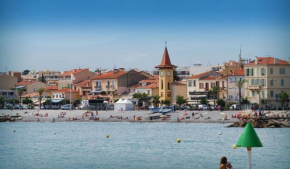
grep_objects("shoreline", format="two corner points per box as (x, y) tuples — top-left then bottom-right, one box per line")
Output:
(0, 109), (240, 124)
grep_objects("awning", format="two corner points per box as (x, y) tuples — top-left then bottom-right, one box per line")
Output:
(51, 98), (64, 103)
(191, 95), (207, 98)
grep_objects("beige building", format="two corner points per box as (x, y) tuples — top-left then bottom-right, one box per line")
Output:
(0, 74), (18, 90)
(186, 71), (226, 105)
(58, 68), (96, 90)
(51, 88), (78, 103)
(38, 70), (61, 85)
(74, 79), (92, 100)
(15, 80), (48, 95)
(134, 79), (159, 96)
(244, 57), (290, 109)
(171, 81), (187, 105)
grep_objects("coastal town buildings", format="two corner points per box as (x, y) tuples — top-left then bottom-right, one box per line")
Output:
(58, 68), (96, 90)
(38, 70), (61, 85)
(74, 79), (92, 100)
(133, 79), (159, 96)
(155, 47), (177, 104)
(51, 88), (78, 103)
(15, 80), (48, 95)
(190, 63), (212, 76)
(244, 57), (290, 108)
(227, 69), (245, 102)
(0, 74), (18, 90)
(0, 89), (15, 99)
(90, 69), (148, 102)
(171, 81), (187, 105)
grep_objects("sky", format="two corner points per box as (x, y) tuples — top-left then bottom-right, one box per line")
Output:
(0, 0), (289, 72)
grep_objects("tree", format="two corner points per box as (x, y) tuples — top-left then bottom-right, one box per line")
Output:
(200, 98), (208, 105)
(152, 94), (160, 107)
(173, 68), (180, 81)
(216, 98), (226, 108)
(209, 86), (220, 108)
(22, 97), (33, 104)
(95, 68), (101, 73)
(0, 96), (4, 108)
(279, 91), (289, 110)
(38, 74), (46, 83)
(22, 70), (30, 75)
(133, 93), (148, 109)
(241, 97), (250, 109)
(37, 88), (45, 108)
(17, 88), (24, 107)
(176, 95), (187, 108)
(163, 99), (171, 106)
(74, 99), (81, 106)
(236, 78), (246, 110)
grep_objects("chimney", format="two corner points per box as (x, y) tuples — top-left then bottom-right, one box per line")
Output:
(113, 69), (119, 74)
(119, 68), (125, 71)
(255, 58), (258, 65)
(274, 58), (279, 64)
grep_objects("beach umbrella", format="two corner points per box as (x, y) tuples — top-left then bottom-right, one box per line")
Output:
(236, 123), (263, 169)
(220, 112), (227, 116)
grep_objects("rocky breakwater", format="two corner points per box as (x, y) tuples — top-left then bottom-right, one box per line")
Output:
(228, 110), (290, 128)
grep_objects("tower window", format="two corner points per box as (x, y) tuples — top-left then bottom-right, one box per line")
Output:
(168, 82), (170, 90)
(161, 80), (164, 90)
(167, 92), (171, 97)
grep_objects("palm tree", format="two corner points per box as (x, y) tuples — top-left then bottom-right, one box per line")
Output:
(279, 91), (289, 110)
(236, 79), (246, 110)
(17, 88), (24, 107)
(152, 94), (160, 107)
(163, 99), (171, 106)
(133, 93), (148, 109)
(37, 88), (45, 108)
(209, 86), (220, 109)
(241, 97), (250, 109)
(176, 95), (187, 109)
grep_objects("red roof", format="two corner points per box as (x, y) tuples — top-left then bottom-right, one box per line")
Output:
(15, 80), (36, 86)
(52, 88), (78, 93)
(231, 69), (245, 76)
(74, 79), (91, 86)
(44, 85), (58, 91)
(136, 82), (158, 89)
(187, 71), (211, 79)
(172, 81), (186, 85)
(59, 68), (89, 76)
(155, 47), (177, 69)
(246, 57), (289, 66)
(91, 70), (126, 80)
(200, 76), (217, 81)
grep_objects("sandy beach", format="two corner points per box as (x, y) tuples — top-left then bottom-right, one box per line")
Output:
(0, 109), (241, 123)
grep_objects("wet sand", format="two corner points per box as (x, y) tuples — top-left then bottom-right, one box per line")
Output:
(0, 109), (241, 123)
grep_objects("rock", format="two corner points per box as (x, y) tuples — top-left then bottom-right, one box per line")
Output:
(239, 121), (247, 127)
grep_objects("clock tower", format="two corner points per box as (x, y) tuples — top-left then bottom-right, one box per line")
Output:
(155, 47), (177, 104)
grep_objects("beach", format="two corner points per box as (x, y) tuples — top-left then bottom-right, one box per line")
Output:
(0, 109), (241, 123)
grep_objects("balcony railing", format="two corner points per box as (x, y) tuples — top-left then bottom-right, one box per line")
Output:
(247, 85), (261, 90)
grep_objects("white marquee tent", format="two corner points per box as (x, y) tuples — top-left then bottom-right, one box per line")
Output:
(114, 99), (134, 111)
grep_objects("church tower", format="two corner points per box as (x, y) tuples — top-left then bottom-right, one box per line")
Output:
(155, 46), (177, 104)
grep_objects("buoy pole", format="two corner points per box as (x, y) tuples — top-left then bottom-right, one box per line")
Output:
(247, 147), (251, 169)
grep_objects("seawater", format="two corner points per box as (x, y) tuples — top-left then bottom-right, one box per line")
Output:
(0, 122), (289, 169)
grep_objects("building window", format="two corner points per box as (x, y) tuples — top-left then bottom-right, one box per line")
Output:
(107, 80), (110, 88)
(161, 92), (163, 97)
(261, 68), (266, 76)
(270, 91), (274, 97)
(246, 69), (249, 76)
(251, 79), (254, 85)
(270, 79), (274, 86)
(261, 79), (265, 86)
(167, 92), (171, 97)
(270, 68), (273, 74)
(161, 80), (164, 90)
(281, 79), (284, 86)
(252, 91), (255, 97)
(262, 91), (265, 98)
(279, 68), (285, 74)
(188, 80), (192, 87)
(168, 82), (170, 90)
(193, 80), (196, 87)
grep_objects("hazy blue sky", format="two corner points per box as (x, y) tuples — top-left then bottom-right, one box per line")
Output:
(0, 0), (289, 72)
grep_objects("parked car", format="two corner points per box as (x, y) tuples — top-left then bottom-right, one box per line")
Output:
(21, 104), (29, 109)
(13, 105), (20, 109)
(229, 104), (240, 110)
(61, 104), (74, 110)
(198, 104), (208, 110)
(52, 105), (59, 109)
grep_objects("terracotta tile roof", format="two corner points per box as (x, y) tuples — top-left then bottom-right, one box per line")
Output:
(246, 57), (289, 66)
(91, 70), (126, 80)
(216, 76), (227, 80)
(59, 68), (89, 76)
(187, 71), (211, 79)
(230, 69), (245, 76)
(172, 81), (186, 85)
(15, 80), (36, 86)
(136, 82), (158, 89)
(200, 76), (217, 81)
(155, 47), (177, 69)
(44, 85), (58, 91)
(139, 79), (158, 83)
(22, 92), (39, 98)
(52, 88), (78, 93)
(74, 79), (92, 86)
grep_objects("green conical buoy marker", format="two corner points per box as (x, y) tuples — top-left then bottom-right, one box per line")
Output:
(236, 123), (263, 169)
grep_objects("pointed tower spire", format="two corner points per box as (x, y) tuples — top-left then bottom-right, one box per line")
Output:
(155, 47), (177, 69)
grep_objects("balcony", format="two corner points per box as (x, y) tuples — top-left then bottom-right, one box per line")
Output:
(105, 85), (116, 91)
(94, 86), (102, 91)
(247, 85), (261, 90)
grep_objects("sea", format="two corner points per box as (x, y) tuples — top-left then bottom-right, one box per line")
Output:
(0, 122), (289, 169)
